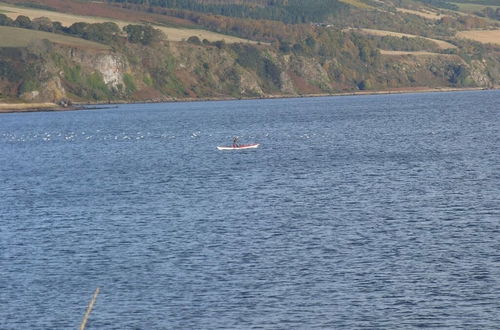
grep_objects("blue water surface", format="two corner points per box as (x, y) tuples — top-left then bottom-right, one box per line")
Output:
(1, 90), (499, 329)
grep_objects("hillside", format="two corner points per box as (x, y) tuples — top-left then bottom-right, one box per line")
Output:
(0, 0), (498, 106)
(0, 3), (255, 42)
(0, 26), (110, 49)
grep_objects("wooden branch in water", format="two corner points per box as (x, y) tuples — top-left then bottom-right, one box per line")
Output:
(79, 288), (100, 330)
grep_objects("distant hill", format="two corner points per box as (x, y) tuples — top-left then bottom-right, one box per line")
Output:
(0, 26), (110, 49)
(101, 0), (500, 23)
(0, 2), (255, 43)
(0, 0), (498, 105)
(104, 0), (350, 23)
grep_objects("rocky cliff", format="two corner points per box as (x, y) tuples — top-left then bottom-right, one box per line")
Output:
(0, 38), (498, 105)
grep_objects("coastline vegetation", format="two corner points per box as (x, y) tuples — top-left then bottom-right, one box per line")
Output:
(0, 0), (498, 106)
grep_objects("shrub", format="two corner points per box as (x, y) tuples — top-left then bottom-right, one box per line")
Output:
(187, 36), (202, 45)
(14, 15), (32, 29)
(123, 24), (164, 45)
(0, 14), (14, 26)
(123, 73), (137, 93)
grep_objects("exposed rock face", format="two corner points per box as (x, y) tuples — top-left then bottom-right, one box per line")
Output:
(20, 90), (40, 101)
(65, 49), (127, 88)
(280, 56), (333, 93)
(1, 40), (499, 104)
(239, 71), (264, 96)
(279, 71), (296, 94)
(469, 60), (493, 87)
(16, 47), (128, 102)
(94, 54), (127, 88)
(20, 77), (66, 102)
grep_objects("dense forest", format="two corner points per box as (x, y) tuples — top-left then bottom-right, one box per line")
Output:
(106, 0), (349, 23)
(104, 0), (500, 25)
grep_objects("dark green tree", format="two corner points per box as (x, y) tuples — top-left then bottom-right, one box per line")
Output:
(0, 14), (14, 26)
(14, 15), (32, 29)
(187, 35), (202, 45)
(124, 24), (164, 45)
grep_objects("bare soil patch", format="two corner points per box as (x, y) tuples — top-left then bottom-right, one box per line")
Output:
(347, 28), (457, 49)
(0, 102), (58, 112)
(287, 72), (324, 95)
(379, 50), (454, 56)
(396, 8), (447, 20)
(456, 30), (500, 45)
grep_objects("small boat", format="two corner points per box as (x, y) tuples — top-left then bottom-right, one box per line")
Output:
(217, 143), (260, 150)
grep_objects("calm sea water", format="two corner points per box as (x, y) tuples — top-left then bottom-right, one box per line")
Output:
(1, 90), (499, 329)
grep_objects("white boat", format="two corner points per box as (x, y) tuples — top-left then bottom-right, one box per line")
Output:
(217, 143), (260, 150)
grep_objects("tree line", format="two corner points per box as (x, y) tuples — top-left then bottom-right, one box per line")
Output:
(105, 0), (348, 24)
(0, 14), (165, 45)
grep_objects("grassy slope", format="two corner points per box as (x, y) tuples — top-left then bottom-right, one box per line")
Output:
(379, 50), (456, 56)
(456, 29), (500, 44)
(0, 0), (497, 105)
(0, 26), (110, 48)
(0, 2), (254, 43)
(451, 2), (500, 12)
(3, 0), (497, 46)
(338, 0), (375, 10)
(345, 28), (457, 49)
(395, 8), (447, 20)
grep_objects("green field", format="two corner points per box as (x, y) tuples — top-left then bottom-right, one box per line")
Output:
(451, 2), (500, 12)
(451, 0), (499, 4)
(0, 26), (110, 49)
(0, 3), (255, 43)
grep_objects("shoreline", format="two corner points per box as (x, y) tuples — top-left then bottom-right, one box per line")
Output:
(0, 86), (496, 114)
(0, 102), (80, 113)
(0, 103), (117, 114)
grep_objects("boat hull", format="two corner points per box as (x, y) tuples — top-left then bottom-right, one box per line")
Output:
(217, 144), (260, 150)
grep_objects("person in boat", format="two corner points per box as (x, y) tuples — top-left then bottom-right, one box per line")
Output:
(232, 136), (240, 148)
